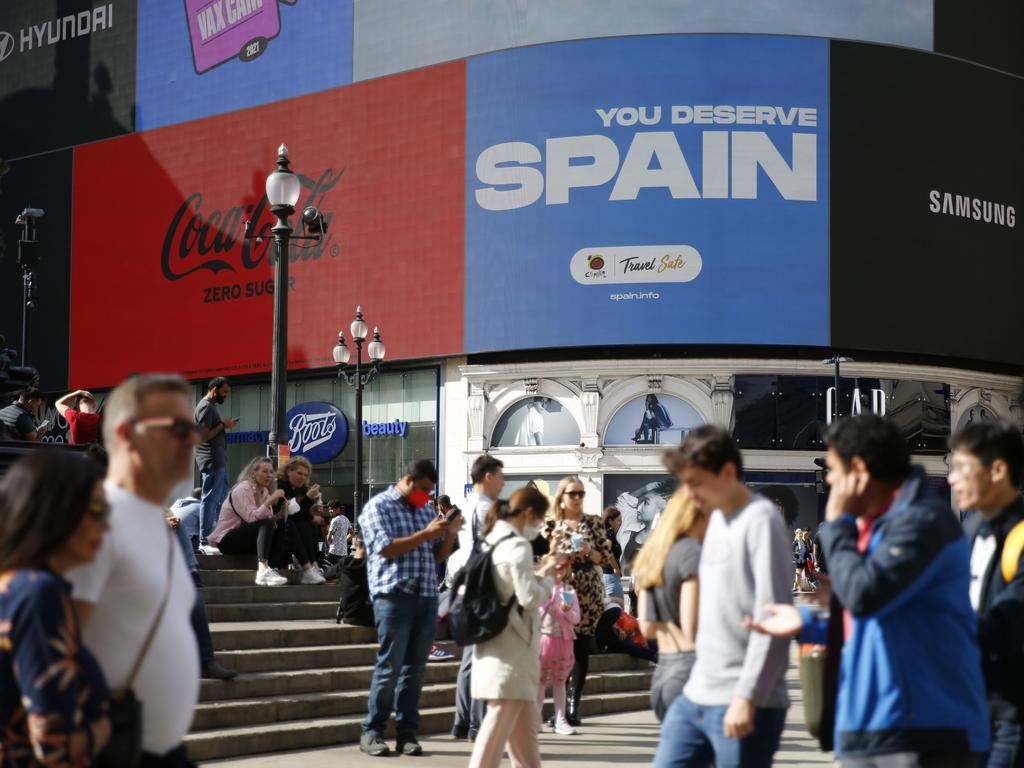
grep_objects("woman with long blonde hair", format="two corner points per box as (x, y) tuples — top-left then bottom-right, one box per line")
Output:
(541, 476), (613, 726)
(634, 486), (708, 721)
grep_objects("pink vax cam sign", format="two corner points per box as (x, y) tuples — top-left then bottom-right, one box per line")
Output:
(185, 0), (296, 73)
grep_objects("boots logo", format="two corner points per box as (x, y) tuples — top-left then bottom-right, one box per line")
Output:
(0, 5), (114, 64)
(286, 402), (349, 464)
(161, 166), (342, 282)
(0, 33), (14, 63)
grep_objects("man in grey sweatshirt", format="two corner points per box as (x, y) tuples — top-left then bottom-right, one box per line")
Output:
(653, 425), (793, 768)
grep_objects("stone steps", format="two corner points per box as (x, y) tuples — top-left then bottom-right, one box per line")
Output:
(202, 584), (342, 604)
(188, 551), (656, 762)
(206, 601), (340, 622)
(185, 691), (652, 763)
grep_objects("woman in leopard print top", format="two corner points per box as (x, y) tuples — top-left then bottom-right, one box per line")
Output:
(542, 476), (614, 726)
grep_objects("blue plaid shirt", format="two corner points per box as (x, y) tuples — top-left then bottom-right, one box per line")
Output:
(360, 486), (441, 598)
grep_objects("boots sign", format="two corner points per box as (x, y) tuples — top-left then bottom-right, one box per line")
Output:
(286, 402), (348, 464)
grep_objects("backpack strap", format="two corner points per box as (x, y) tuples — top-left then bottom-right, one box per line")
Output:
(1001, 519), (1024, 584)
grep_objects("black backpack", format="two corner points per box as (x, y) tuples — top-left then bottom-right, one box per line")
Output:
(449, 532), (519, 646)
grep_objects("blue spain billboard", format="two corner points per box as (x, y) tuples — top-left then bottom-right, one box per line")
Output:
(464, 35), (829, 352)
(136, 0), (353, 131)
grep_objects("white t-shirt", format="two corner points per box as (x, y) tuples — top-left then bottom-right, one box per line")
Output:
(328, 514), (351, 556)
(67, 482), (200, 754)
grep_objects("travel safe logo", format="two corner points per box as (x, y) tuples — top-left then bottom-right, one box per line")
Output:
(570, 245), (702, 285)
(185, 0), (299, 74)
(287, 402), (348, 464)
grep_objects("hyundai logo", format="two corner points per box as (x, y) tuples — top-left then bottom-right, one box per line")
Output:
(0, 32), (15, 63)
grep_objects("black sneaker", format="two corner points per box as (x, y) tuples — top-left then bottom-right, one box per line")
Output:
(360, 732), (390, 757)
(201, 661), (238, 680)
(397, 736), (423, 756)
(451, 726), (468, 739)
(467, 729), (478, 742)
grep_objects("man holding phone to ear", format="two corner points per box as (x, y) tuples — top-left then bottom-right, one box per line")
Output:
(359, 459), (463, 757)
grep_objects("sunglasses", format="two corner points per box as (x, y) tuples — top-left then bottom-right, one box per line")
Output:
(133, 417), (203, 440)
(566, 490), (586, 499)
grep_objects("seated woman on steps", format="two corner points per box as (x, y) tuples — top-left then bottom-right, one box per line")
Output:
(276, 456), (328, 584)
(207, 457), (292, 586)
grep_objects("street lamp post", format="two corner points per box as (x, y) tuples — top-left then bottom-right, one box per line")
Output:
(15, 208), (43, 367)
(333, 308), (386, 530)
(248, 145), (325, 464)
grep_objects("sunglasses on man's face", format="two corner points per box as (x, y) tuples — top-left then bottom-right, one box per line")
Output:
(566, 490), (585, 499)
(133, 417), (203, 440)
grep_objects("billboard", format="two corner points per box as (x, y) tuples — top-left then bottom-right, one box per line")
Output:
(0, 0), (136, 159)
(829, 42), (1024, 366)
(69, 61), (465, 388)
(135, 0), (352, 131)
(0, 150), (74, 390)
(355, 0), (931, 81)
(464, 35), (829, 353)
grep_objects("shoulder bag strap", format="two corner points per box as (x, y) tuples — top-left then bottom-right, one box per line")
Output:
(124, 527), (176, 690)
(1002, 519), (1024, 584)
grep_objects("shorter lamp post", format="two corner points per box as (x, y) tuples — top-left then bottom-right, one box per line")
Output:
(333, 307), (386, 530)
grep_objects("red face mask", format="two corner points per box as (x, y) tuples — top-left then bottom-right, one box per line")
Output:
(407, 488), (431, 509)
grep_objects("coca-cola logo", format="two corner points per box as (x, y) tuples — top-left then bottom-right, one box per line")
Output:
(161, 167), (343, 282)
(285, 401), (348, 464)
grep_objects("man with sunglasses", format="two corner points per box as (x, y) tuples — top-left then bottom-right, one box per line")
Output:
(195, 377), (237, 554)
(359, 459), (463, 757)
(68, 374), (204, 768)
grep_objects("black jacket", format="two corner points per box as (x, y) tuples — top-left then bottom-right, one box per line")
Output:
(964, 496), (1024, 723)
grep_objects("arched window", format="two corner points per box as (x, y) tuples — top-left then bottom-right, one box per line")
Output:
(604, 394), (704, 446)
(490, 397), (581, 448)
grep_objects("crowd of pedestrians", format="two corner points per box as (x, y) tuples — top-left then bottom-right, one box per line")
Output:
(2, 368), (1024, 768)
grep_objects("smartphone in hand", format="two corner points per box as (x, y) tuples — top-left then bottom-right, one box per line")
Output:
(445, 505), (462, 523)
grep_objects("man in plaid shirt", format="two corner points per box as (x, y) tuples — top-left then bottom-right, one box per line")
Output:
(359, 459), (463, 757)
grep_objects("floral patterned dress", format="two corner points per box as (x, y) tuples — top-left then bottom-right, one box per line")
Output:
(543, 514), (614, 636)
(0, 569), (108, 767)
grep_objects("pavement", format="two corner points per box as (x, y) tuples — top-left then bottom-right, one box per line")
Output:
(205, 654), (834, 767)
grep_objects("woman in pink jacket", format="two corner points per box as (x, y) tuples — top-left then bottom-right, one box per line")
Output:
(537, 570), (580, 735)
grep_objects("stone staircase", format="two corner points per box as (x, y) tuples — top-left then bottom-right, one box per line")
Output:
(186, 553), (654, 763)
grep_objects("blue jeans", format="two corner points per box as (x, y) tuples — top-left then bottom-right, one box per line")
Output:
(199, 466), (229, 545)
(363, 592), (439, 738)
(653, 695), (787, 768)
(173, 523), (198, 570)
(984, 720), (1024, 768)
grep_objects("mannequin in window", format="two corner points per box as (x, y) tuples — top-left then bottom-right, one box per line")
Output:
(633, 395), (673, 444)
(514, 398), (547, 446)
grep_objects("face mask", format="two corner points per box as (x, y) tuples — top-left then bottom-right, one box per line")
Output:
(522, 522), (541, 541)
(407, 488), (430, 509)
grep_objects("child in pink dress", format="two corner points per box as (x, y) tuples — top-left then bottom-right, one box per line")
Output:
(537, 575), (581, 735)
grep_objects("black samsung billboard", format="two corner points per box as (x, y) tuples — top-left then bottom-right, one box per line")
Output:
(0, 150), (73, 391)
(830, 41), (1024, 368)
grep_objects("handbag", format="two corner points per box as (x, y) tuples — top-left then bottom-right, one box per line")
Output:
(93, 529), (176, 768)
(798, 643), (827, 738)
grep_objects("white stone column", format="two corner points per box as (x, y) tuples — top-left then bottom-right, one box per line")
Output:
(711, 374), (735, 429)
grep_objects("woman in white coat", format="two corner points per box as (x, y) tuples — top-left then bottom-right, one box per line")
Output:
(469, 486), (567, 768)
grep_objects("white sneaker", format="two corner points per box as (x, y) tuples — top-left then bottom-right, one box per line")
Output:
(256, 568), (288, 586)
(199, 544), (221, 555)
(301, 568), (326, 585)
(554, 719), (577, 736)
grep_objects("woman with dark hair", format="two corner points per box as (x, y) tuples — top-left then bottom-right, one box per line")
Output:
(0, 450), (112, 765)
(275, 456), (327, 584)
(601, 506), (624, 607)
(469, 487), (567, 768)
(543, 476), (614, 727)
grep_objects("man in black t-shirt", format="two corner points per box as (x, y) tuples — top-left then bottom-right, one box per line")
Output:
(0, 388), (46, 441)
(194, 377), (236, 552)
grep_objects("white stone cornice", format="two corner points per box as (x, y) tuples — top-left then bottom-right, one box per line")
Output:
(460, 357), (1020, 393)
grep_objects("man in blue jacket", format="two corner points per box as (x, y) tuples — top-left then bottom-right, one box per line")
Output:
(948, 420), (1024, 768)
(748, 414), (989, 766)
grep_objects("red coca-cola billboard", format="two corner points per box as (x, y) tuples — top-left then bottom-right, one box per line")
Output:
(69, 61), (465, 388)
